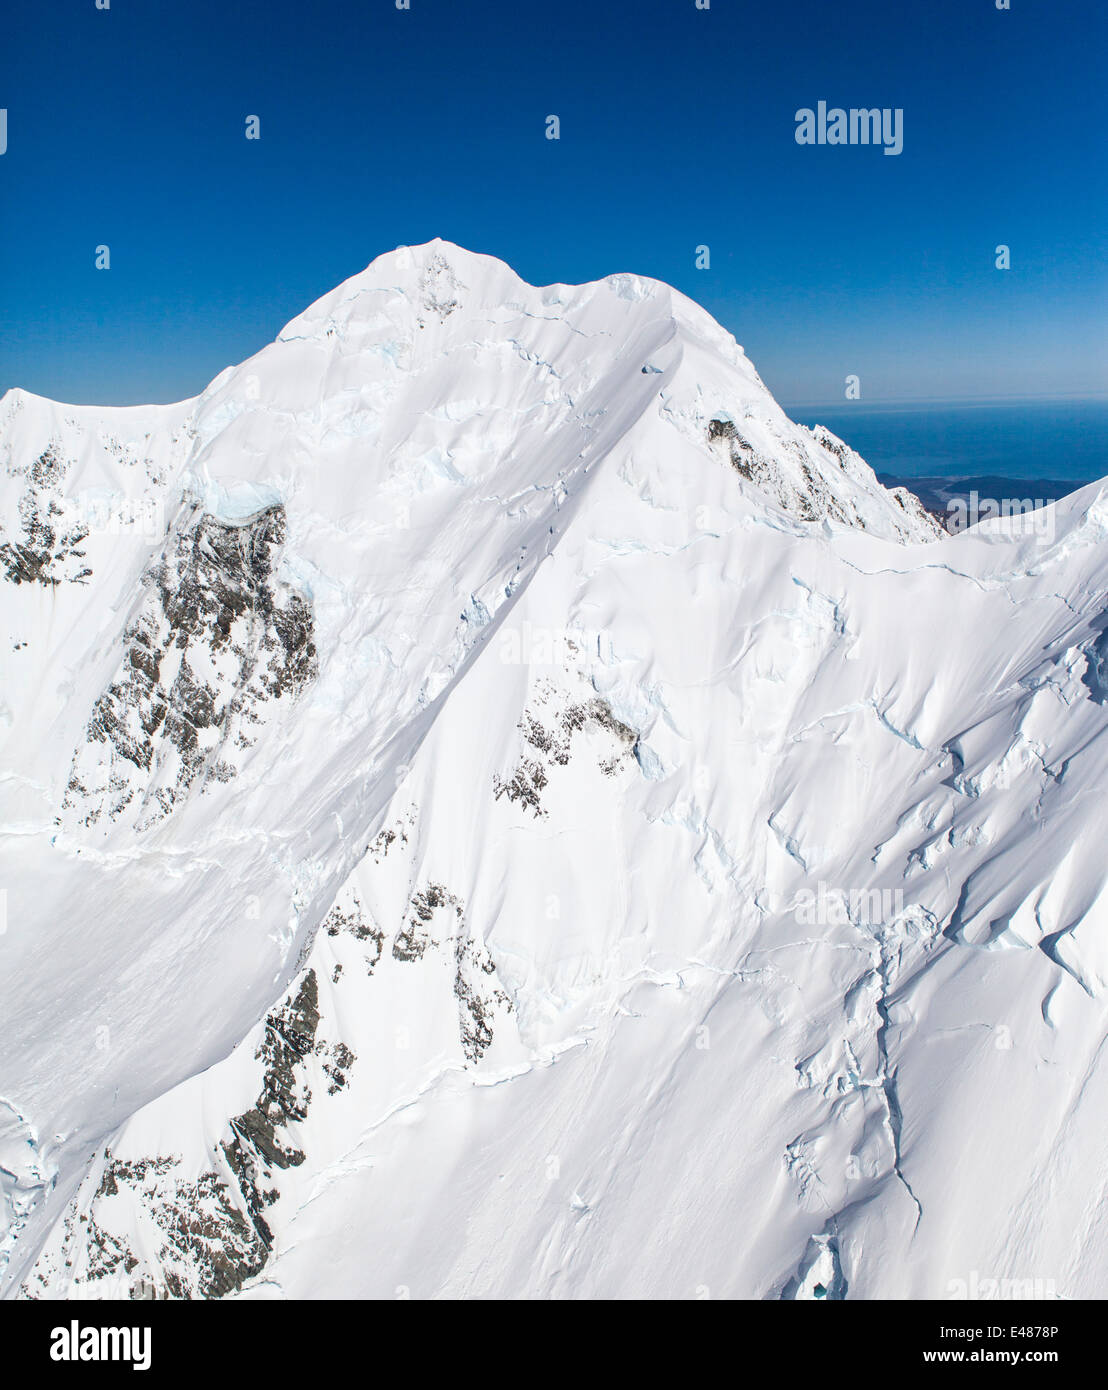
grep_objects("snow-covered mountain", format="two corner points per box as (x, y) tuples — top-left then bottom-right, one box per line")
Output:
(2, 240), (1105, 1300)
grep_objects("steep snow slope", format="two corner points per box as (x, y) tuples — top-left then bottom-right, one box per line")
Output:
(2, 242), (1105, 1300)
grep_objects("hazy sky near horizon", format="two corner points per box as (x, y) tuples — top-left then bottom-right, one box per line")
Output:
(1, 0), (1104, 408)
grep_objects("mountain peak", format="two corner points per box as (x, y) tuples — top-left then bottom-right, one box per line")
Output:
(3, 244), (1107, 1304)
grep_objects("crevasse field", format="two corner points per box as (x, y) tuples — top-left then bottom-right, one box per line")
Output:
(1, 242), (1105, 1300)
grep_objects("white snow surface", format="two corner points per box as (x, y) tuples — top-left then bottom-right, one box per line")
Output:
(0, 240), (1105, 1300)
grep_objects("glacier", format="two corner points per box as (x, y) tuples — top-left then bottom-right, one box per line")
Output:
(1, 239), (1105, 1300)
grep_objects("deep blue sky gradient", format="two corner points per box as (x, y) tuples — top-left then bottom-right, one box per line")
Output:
(1, 0), (1105, 407)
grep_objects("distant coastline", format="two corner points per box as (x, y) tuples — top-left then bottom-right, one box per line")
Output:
(788, 398), (1108, 511)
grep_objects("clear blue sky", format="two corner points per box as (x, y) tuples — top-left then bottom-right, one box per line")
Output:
(1, 0), (1105, 407)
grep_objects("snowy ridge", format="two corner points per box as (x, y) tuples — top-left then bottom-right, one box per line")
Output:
(1, 241), (1105, 1300)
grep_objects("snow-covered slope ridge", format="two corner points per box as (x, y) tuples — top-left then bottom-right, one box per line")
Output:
(2, 241), (1104, 1301)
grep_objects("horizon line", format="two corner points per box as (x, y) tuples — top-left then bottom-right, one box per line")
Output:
(782, 391), (1108, 412)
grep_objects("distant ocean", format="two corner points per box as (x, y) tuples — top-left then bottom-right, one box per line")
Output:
(788, 399), (1108, 508)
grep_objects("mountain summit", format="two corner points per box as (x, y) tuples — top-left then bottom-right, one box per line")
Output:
(2, 243), (1105, 1300)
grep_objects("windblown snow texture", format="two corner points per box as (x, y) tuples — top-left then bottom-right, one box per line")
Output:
(1, 241), (1105, 1300)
